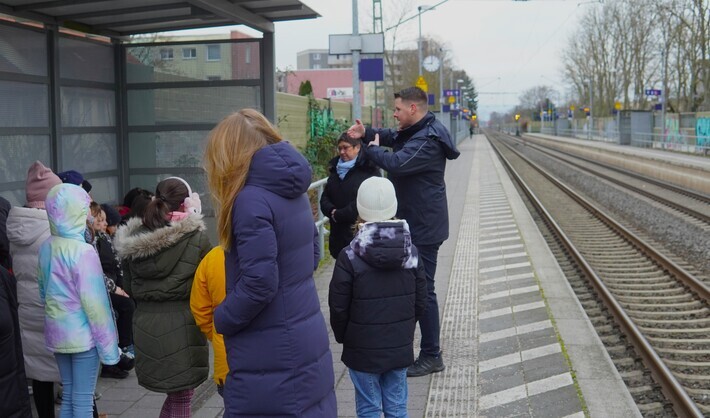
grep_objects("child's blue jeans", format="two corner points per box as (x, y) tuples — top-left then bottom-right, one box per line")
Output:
(348, 368), (408, 418)
(55, 347), (100, 418)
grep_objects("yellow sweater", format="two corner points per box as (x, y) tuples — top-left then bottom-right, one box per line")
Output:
(190, 246), (228, 385)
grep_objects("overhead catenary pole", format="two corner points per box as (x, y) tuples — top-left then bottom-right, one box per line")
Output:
(417, 6), (423, 76)
(352, 0), (361, 121)
(439, 47), (443, 112)
(587, 78), (593, 140)
(661, 49), (667, 138)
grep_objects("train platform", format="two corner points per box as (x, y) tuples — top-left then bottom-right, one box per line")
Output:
(526, 133), (710, 172)
(525, 133), (710, 195)
(84, 134), (642, 417)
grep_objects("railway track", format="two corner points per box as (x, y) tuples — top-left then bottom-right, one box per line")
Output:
(485, 131), (710, 417)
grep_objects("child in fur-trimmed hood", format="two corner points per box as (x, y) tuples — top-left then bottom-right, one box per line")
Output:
(113, 177), (210, 418)
(329, 177), (428, 417)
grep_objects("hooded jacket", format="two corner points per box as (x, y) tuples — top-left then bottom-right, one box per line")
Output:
(190, 246), (228, 386)
(364, 112), (460, 245)
(6, 205), (60, 382)
(114, 213), (210, 393)
(214, 141), (336, 417)
(37, 184), (119, 365)
(319, 148), (380, 259)
(0, 266), (32, 418)
(329, 220), (427, 373)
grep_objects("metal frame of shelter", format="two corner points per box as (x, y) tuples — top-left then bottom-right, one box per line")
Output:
(0, 0), (318, 206)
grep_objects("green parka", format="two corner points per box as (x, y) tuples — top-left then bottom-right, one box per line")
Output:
(114, 214), (210, 393)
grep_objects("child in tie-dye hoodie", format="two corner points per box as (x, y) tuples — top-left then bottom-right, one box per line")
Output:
(38, 183), (120, 417)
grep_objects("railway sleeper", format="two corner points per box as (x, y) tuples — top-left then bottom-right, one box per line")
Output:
(623, 301), (705, 310)
(633, 318), (710, 327)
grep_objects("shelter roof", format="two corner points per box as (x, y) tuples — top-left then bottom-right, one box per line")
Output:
(0, 0), (319, 36)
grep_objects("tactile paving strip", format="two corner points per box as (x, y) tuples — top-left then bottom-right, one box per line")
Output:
(425, 142), (481, 417)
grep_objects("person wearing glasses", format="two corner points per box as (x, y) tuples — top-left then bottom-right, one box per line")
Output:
(320, 133), (380, 259)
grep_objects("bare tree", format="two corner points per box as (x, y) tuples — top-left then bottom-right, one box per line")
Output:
(560, 0), (708, 115)
(518, 85), (558, 120)
(656, 0), (709, 111)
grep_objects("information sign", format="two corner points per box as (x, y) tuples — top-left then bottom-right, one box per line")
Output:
(415, 76), (428, 93)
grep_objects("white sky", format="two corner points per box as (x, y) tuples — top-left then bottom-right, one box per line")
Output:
(279, 0), (594, 120)
(180, 0), (597, 120)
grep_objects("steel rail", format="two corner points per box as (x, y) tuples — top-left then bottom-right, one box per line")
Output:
(487, 133), (705, 418)
(492, 132), (710, 301)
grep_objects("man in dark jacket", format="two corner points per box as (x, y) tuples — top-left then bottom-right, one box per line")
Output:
(347, 86), (460, 377)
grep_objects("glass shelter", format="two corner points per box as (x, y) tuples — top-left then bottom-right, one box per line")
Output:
(0, 0), (317, 207)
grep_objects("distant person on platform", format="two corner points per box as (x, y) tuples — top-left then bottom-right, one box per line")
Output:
(347, 86), (460, 377)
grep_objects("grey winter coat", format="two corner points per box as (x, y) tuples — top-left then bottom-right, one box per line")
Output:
(6, 206), (60, 383)
(114, 214), (211, 393)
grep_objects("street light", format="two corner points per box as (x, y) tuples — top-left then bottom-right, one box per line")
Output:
(586, 78), (593, 140)
(456, 79), (465, 114)
(456, 79), (465, 134)
(418, 5), (435, 77)
(438, 47), (445, 110)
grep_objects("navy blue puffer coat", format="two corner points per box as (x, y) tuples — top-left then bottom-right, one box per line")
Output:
(214, 141), (337, 417)
(364, 112), (460, 246)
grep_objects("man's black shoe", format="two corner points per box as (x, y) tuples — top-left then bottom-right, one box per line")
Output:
(407, 353), (445, 377)
(101, 365), (129, 379)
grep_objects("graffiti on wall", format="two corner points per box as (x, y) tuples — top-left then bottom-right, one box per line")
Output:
(309, 106), (337, 139)
(661, 116), (684, 150)
(697, 116), (710, 152)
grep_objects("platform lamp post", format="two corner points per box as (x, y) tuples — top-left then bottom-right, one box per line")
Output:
(438, 47), (445, 112)
(456, 78), (466, 135)
(417, 5), (435, 77)
(586, 78), (593, 140)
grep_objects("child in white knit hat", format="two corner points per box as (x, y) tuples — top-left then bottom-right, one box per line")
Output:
(328, 176), (427, 417)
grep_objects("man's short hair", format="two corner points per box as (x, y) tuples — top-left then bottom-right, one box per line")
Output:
(394, 87), (428, 109)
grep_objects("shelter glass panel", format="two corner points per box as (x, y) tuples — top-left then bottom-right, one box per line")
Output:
(0, 135), (51, 183)
(59, 36), (114, 83)
(0, 188), (24, 206)
(85, 176), (118, 205)
(128, 131), (209, 169)
(61, 87), (115, 127)
(61, 133), (117, 172)
(0, 24), (47, 76)
(0, 81), (48, 127)
(125, 41), (260, 82)
(127, 86), (260, 126)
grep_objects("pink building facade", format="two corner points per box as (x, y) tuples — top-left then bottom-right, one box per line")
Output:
(230, 30), (260, 80)
(286, 69), (364, 103)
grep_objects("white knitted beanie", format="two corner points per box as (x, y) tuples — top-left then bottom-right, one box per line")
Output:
(356, 177), (397, 222)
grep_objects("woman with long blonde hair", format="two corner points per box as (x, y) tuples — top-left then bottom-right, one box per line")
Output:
(203, 109), (336, 417)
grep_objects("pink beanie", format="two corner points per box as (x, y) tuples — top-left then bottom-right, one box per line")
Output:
(25, 161), (62, 209)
